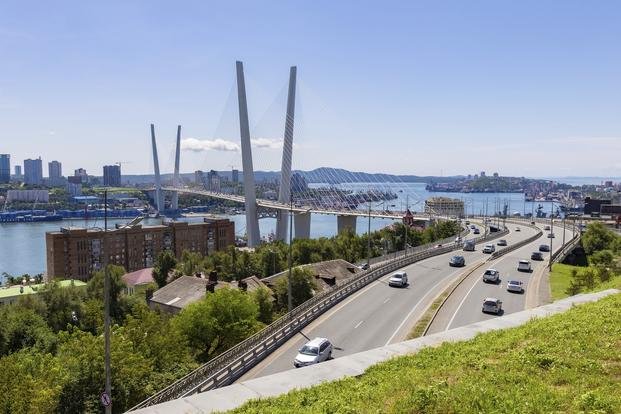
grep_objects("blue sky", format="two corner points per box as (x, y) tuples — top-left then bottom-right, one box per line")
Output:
(1, 1), (620, 178)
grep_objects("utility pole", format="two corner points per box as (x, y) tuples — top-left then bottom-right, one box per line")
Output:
(548, 202), (554, 271)
(366, 201), (371, 268)
(404, 194), (409, 256)
(103, 190), (112, 413)
(562, 215), (566, 248)
(287, 195), (293, 313)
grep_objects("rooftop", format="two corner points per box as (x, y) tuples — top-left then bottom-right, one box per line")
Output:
(0, 279), (87, 299)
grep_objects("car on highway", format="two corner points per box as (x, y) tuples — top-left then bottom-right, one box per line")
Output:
(482, 244), (495, 254)
(544, 225), (551, 230)
(547, 233), (555, 238)
(482, 297), (503, 314)
(539, 244), (550, 252)
(388, 271), (408, 287)
(465, 220), (470, 225)
(507, 280), (524, 293)
(515, 227), (521, 232)
(294, 337), (333, 368)
(517, 260), (532, 272)
(359, 263), (370, 270)
(483, 268), (500, 283)
(531, 252), (544, 261)
(497, 239), (507, 246)
(449, 255), (465, 267)
(473, 228), (480, 234)
(531, 220), (536, 225)
(470, 225), (476, 229)
(463, 240), (475, 251)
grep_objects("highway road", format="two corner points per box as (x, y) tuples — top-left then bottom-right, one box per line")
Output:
(238, 221), (539, 381)
(426, 221), (573, 333)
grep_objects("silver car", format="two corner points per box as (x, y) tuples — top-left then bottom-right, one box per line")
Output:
(482, 297), (503, 314)
(388, 271), (408, 287)
(294, 337), (333, 368)
(482, 244), (495, 254)
(507, 280), (524, 293)
(482, 268), (500, 283)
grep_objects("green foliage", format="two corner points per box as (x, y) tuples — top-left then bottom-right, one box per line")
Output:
(87, 264), (129, 321)
(0, 307), (57, 357)
(230, 293), (621, 414)
(252, 287), (275, 324)
(173, 288), (261, 362)
(273, 267), (316, 310)
(582, 222), (617, 254)
(152, 250), (177, 288)
(0, 349), (68, 413)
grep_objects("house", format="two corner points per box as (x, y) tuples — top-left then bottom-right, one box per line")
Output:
(122, 267), (155, 295)
(148, 274), (230, 314)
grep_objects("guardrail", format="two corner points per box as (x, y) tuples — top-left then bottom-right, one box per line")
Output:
(130, 223), (507, 410)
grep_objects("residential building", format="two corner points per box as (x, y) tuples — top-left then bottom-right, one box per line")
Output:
(6, 189), (49, 203)
(46, 217), (235, 280)
(24, 157), (43, 185)
(48, 160), (64, 186)
(103, 165), (121, 186)
(14, 165), (22, 179)
(74, 168), (89, 184)
(0, 154), (10, 183)
(194, 170), (204, 185)
(67, 181), (83, 197)
(207, 169), (221, 191)
(232, 168), (239, 183)
(424, 197), (465, 217)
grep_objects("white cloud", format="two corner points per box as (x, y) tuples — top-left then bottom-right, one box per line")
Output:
(181, 138), (240, 152)
(251, 137), (283, 149)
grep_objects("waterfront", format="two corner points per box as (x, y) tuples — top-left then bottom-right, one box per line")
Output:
(0, 183), (557, 279)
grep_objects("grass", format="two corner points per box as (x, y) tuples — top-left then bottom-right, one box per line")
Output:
(549, 263), (580, 300)
(229, 292), (621, 414)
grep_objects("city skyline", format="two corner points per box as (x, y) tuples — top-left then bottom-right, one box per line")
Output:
(1, 1), (620, 177)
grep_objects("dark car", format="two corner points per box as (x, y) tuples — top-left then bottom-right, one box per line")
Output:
(473, 228), (480, 234)
(449, 255), (465, 267)
(539, 244), (550, 252)
(531, 252), (544, 261)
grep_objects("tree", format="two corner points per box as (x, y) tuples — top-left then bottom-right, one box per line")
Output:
(152, 250), (177, 288)
(273, 267), (317, 310)
(177, 250), (205, 277)
(252, 287), (275, 324)
(0, 307), (57, 357)
(582, 222), (616, 254)
(87, 265), (128, 321)
(38, 281), (86, 332)
(172, 288), (261, 362)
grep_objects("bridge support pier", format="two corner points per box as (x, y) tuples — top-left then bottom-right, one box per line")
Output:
(337, 215), (357, 235)
(171, 125), (181, 210)
(294, 212), (311, 239)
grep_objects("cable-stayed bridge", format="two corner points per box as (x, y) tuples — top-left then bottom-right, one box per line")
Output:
(150, 61), (433, 247)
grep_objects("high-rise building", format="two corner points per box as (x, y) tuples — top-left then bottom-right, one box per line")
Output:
(232, 168), (239, 183)
(480, 171), (486, 177)
(74, 168), (88, 184)
(24, 157), (43, 185)
(207, 170), (221, 192)
(195, 170), (204, 185)
(0, 154), (10, 184)
(103, 164), (121, 186)
(48, 161), (62, 179)
(14, 165), (22, 177)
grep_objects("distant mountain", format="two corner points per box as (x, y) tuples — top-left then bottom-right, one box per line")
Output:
(117, 168), (464, 186)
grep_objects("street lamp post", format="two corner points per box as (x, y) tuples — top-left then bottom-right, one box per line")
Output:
(103, 190), (112, 414)
(404, 195), (409, 257)
(287, 196), (293, 313)
(366, 202), (371, 268)
(548, 202), (554, 271)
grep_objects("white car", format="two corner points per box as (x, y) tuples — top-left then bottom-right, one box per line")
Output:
(482, 244), (495, 254)
(497, 239), (508, 246)
(482, 297), (503, 314)
(517, 260), (532, 272)
(388, 271), (408, 287)
(482, 269), (500, 283)
(544, 225), (551, 231)
(294, 337), (333, 368)
(507, 280), (524, 293)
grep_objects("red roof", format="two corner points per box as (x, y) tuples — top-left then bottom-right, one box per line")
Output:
(122, 267), (154, 287)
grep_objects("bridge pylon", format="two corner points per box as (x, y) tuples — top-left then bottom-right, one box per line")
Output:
(275, 66), (297, 241)
(236, 61), (261, 247)
(171, 125), (181, 210)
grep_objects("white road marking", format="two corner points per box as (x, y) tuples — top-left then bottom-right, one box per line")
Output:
(354, 320), (364, 329)
(383, 297), (391, 304)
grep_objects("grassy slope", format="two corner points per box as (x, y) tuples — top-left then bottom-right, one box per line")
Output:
(231, 293), (621, 414)
(549, 263), (579, 300)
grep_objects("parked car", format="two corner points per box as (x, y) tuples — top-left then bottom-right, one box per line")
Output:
(483, 268), (500, 283)
(473, 228), (480, 234)
(497, 239), (508, 246)
(517, 260), (532, 272)
(544, 225), (551, 230)
(539, 244), (550, 252)
(359, 263), (370, 270)
(482, 244), (495, 254)
(294, 337), (333, 368)
(547, 233), (555, 238)
(482, 297), (503, 314)
(531, 252), (544, 261)
(507, 280), (524, 293)
(388, 271), (408, 287)
(449, 255), (465, 267)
